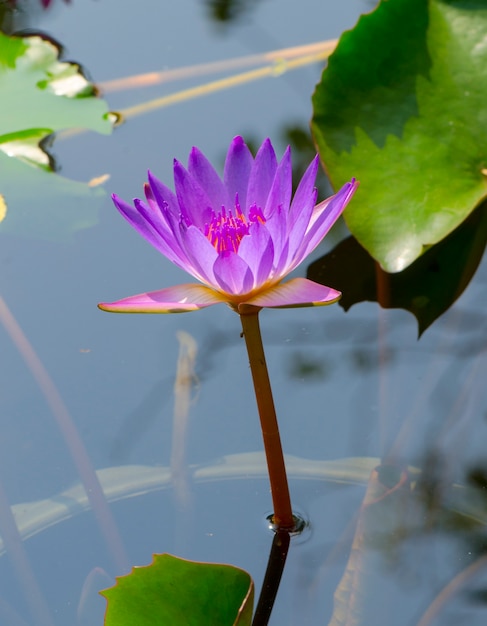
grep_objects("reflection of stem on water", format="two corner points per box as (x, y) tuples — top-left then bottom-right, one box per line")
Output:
(0, 296), (129, 574)
(239, 306), (294, 530)
(170, 331), (198, 510)
(252, 530), (290, 626)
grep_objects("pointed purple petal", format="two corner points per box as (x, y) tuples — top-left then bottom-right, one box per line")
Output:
(290, 179), (359, 271)
(243, 277), (341, 309)
(223, 136), (253, 210)
(178, 224), (218, 284)
(283, 185), (318, 268)
(112, 194), (185, 266)
(237, 222), (274, 287)
(130, 199), (188, 267)
(147, 171), (180, 219)
(264, 204), (287, 268)
(173, 159), (214, 227)
(246, 138), (277, 213)
(188, 147), (229, 210)
(213, 251), (254, 295)
(264, 145), (292, 218)
(98, 283), (227, 313)
(112, 194), (163, 249)
(288, 155), (319, 228)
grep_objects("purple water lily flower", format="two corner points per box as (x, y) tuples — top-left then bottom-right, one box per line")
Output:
(99, 136), (358, 314)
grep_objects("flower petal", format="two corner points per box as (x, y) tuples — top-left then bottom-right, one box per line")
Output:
(173, 159), (214, 227)
(246, 138), (277, 213)
(147, 171), (180, 219)
(264, 204), (288, 269)
(243, 277), (341, 308)
(284, 185), (318, 267)
(264, 145), (292, 218)
(188, 147), (229, 210)
(237, 221), (274, 287)
(98, 283), (227, 313)
(288, 155), (319, 228)
(178, 224), (218, 284)
(290, 179), (359, 271)
(213, 251), (254, 295)
(223, 136), (253, 210)
(132, 198), (188, 267)
(112, 194), (167, 253)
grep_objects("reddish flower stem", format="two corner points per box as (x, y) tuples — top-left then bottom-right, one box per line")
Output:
(239, 306), (294, 530)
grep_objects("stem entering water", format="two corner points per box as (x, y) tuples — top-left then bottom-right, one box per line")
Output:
(238, 305), (294, 530)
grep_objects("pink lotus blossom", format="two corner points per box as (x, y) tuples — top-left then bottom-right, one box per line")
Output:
(99, 136), (358, 314)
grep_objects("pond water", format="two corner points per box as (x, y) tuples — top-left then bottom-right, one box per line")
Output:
(1, 0), (487, 625)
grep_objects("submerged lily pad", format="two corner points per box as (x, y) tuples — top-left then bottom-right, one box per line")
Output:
(0, 31), (113, 238)
(0, 152), (105, 240)
(312, 0), (487, 272)
(102, 554), (254, 626)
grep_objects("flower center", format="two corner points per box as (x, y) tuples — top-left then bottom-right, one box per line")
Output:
(204, 199), (266, 253)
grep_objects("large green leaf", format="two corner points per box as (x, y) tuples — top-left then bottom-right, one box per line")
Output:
(312, 0), (487, 272)
(102, 554), (254, 626)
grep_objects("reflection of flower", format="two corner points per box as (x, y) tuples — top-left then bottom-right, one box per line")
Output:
(99, 136), (358, 314)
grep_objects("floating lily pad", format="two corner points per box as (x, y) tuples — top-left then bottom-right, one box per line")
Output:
(312, 0), (487, 272)
(102, 554), (254, 626)
(0, 31), (113, 238)
(0, 31), (111, 144)
(0, 152), (105, 240)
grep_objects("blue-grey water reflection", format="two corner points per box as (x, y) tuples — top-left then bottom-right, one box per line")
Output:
(0, 0), (486, 624)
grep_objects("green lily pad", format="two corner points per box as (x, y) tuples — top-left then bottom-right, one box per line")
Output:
(0, 31), (114, 238)
(0, 151), (105, 240)
(307, 201), (487, 335)
(0, 31), (112, 144)
(102, 554), (254, 626)
(312, 0), (487, 272)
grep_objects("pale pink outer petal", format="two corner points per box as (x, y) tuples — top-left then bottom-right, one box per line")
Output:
(98, 284), (227, 313)
(243, 277), (341, 308)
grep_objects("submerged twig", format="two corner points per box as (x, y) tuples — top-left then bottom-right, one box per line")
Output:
(415, 553), (487, 626)
(0, 296), (129, 573)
